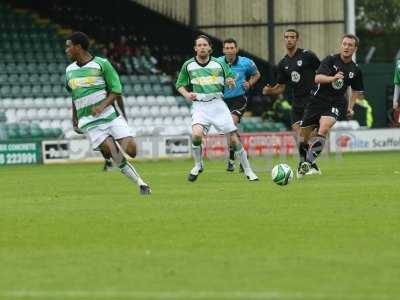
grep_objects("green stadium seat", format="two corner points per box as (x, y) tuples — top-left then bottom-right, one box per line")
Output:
(15, 52), (25, 63)
(0, 74), (7, 85)
(143, 83), (152, 95)
(1, 41), (12, 51)
(3, 53), (14, 63)
(59, 74), (66, 84)
(50, 74), (61, 85)
(30, 127), (43, 138)
(275, 122), (287, 131)
(39, 73), (50, 85)
(0, 85), (11, 98)
(52, 128), (63, 137)
(15, 63), (27, 74)
(5, 63), (17, 74)
(133, 84), (144, 96)
(138, 75), (148, 83)
(6, 129), (19, 140)
(129, 75), (139, 83)
(19, 74), (30, 85)
(56, 63), (65, 73)
(0, 111), (7, 123)
(152, 83), (163, 96)
(162, 85), (174, 96)
(26, 63), (37, 74)
(34, 53), (46, 62)
(52, 85), (63, 96)
(29, 74), (40, 85)
(37, 63), (48, 74)
(31, 85), (42, 97)
(10, 86), (21, 98)
(11, 41), (22, 51)
(0, 63), (7, 74)
(20, 86), (32, 98)
(42, 85), (52, 97)
(8, 74), (19, 85)
(18, 128), (30, 139)
(147, 75), (158, 83)
(24, 52), (36, 63)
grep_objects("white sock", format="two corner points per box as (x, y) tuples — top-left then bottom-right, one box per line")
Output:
(119, 161), (145, 186)
(192, 144), (202, 167)
(235, 145), (252, 173)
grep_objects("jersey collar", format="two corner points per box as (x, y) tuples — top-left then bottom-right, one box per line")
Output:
(195, 56), (211, 67)
(225, 55), (239, 66)
(286, 48), (301, 59)
(76, 55), (94, 67)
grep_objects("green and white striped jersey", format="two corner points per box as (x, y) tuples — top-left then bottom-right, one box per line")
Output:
(175, 57), (235, 101)
(65, 56), (122, 130)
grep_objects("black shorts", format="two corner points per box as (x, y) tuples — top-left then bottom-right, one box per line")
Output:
(290, 95), (312, 125)
(301, 97), (346, 128)
(223, 95), (247, 121)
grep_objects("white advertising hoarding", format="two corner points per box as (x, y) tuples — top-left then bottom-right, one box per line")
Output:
(42, 136), (191, 163)
(330, 129), (400, 152)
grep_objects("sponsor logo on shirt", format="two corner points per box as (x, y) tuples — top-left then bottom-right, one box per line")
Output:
(332, 78), (344, 90)
(291, 71), (301, 83)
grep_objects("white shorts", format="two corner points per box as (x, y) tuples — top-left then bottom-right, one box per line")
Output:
(85, 116), (133, 150)
(191, 98), (237, 134)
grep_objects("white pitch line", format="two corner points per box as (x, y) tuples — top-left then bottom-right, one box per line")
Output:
(0, 290), (391, 300)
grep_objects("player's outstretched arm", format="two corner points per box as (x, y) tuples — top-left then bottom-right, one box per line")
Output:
(177, 86), (197, 102)
(225, 77), (236, 88)
(262, 83), (285, 95)
(116, 95), (127, 120)
(91, 92), (119, 116)
(72, 102), (83, 134)
(347, 90), (364, 118)
(244, 71), (261, 90)
(315, 72), (344, 84)
(394, 84), (400, 110)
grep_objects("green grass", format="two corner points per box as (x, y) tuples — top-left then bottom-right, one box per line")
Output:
(0, 152), (399, 300)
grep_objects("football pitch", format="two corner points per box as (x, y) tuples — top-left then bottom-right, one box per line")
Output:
(0, 152), (399, 300)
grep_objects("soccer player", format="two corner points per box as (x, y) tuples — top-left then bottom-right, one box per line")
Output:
(393, 59), (400, 113)
(218, 38), (260, 172)
(298, 34), (364, 175)
(262, 29), (321, 177)
(65, 31), (151, 195)
(176, 35), (258, 182)
(102, 95), (127, 171)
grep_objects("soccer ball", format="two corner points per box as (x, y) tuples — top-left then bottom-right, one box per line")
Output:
(271, 163), (294, 186)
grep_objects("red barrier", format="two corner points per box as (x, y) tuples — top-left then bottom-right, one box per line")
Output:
(203, 132), (297, 158)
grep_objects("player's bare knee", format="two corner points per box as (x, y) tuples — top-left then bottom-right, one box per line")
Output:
(126, 143), (137, 158)
(292, 122), (301, 133)
(318, 128), (329, 136)
(229, 131), (240, 146)
(192, 135), (202, 146)
(318, 124), (331, 136)
(99, 138), (113, 158)
(100, 146), (112, 159)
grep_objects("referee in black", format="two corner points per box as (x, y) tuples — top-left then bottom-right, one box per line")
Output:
(298, 34), (364, 176)
(263, 29), (321, 177)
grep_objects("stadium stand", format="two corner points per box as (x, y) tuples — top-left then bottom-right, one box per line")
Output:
(0, 0), (285, 142)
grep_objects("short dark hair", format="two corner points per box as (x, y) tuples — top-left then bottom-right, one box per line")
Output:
(284, 29), (299, 38)
(342, 34), (359, 47)
(68, 31), (90, 50)
(194, 34), (212, 47)
(223, 38), (237, 47)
